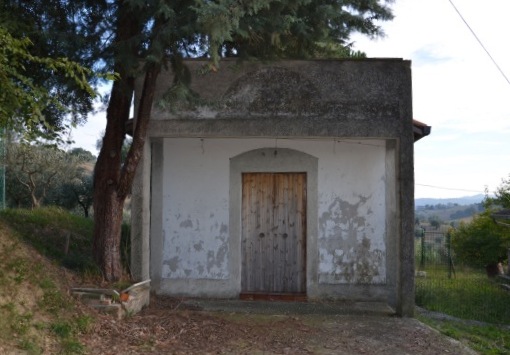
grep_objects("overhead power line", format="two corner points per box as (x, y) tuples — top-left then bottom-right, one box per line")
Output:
(416, 183), (485, 194)
(448, 0), (510, 86)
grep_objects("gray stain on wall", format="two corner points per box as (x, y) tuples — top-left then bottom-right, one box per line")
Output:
(179, 219), (193, 228)
(165, 256), (180, 273)
(193, 241), (204, 251)
(163, 214), (229, 280)
(207, 243), (228, 273)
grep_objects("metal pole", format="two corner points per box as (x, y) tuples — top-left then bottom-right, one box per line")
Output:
(507, 248), (510, 276)
(420, 228), (425, 269)
(0, 128), (4, 210)
(446, 228), (456, 278)
(447, 230), (452, 279)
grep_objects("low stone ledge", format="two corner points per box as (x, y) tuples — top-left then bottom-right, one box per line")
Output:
(120, 280), (151, 315)
(71, 280), (151, 319)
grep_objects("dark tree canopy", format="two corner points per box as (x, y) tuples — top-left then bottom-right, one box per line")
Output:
(2, 0), (395, 280)
(0, 0), (109, 140)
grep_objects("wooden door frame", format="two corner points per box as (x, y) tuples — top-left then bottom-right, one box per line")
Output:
(229, 148), (318, 298)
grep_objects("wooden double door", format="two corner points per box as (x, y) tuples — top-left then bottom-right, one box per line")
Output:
(241, 173), (307, 294)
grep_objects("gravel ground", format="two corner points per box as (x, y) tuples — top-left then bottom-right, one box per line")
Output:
(80, 296), (477, 354)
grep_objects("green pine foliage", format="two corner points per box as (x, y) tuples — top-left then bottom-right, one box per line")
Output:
(194, 0), (394, 62)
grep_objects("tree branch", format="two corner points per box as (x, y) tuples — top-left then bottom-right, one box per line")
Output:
(117, 61), (161, 199)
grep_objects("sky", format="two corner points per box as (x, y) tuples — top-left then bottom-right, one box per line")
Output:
(351, 0), (510, 198)
(70, 0), (510, 199)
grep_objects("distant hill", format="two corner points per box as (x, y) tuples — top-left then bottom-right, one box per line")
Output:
(415, 194), (486, 225)
(415, 194), (485, 207)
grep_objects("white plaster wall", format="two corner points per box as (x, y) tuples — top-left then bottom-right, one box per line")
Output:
(161, 139), (231, 279)
(159, 138), (386, 286)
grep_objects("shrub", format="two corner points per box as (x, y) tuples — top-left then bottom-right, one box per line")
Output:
(452, 211), (510, 270)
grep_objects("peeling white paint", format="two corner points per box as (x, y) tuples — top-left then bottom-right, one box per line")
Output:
(316, 141), (387, 284)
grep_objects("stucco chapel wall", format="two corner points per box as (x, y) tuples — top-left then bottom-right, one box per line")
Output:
(131, 59), (415, 315)
(150, 138), (388, 299)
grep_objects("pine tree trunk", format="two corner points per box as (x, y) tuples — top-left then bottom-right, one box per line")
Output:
(92, 74), (131, 280)
(92, 5), (139, 281)
(92, 187), (124, 279)
(92, 6), (162, 281)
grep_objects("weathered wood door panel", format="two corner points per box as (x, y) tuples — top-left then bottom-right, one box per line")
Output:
(241, 173), (306, 294)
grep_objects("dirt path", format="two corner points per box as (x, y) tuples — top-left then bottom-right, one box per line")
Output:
(81, 296), (476, 354)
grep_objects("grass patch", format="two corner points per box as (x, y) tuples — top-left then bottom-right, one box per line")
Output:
(418, 316), (510, 355)
(39, 289), (73, 314)
(18, 338), (42, 354)
(7, 258), (29, 283)
(60, 338), (85, 354)
(38, 277), (55, 290)
(12, 312), (33, 335)
(416, 266), (510, 324)
(75, 315), (94, 333)
(51, 321), (73, 338)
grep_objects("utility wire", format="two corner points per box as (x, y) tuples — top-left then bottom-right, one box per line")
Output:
(416, 183), (485, 194)
(448, 0), (510, 86)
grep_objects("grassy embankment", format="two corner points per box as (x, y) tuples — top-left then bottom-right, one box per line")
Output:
(0, 207), (97, 354)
